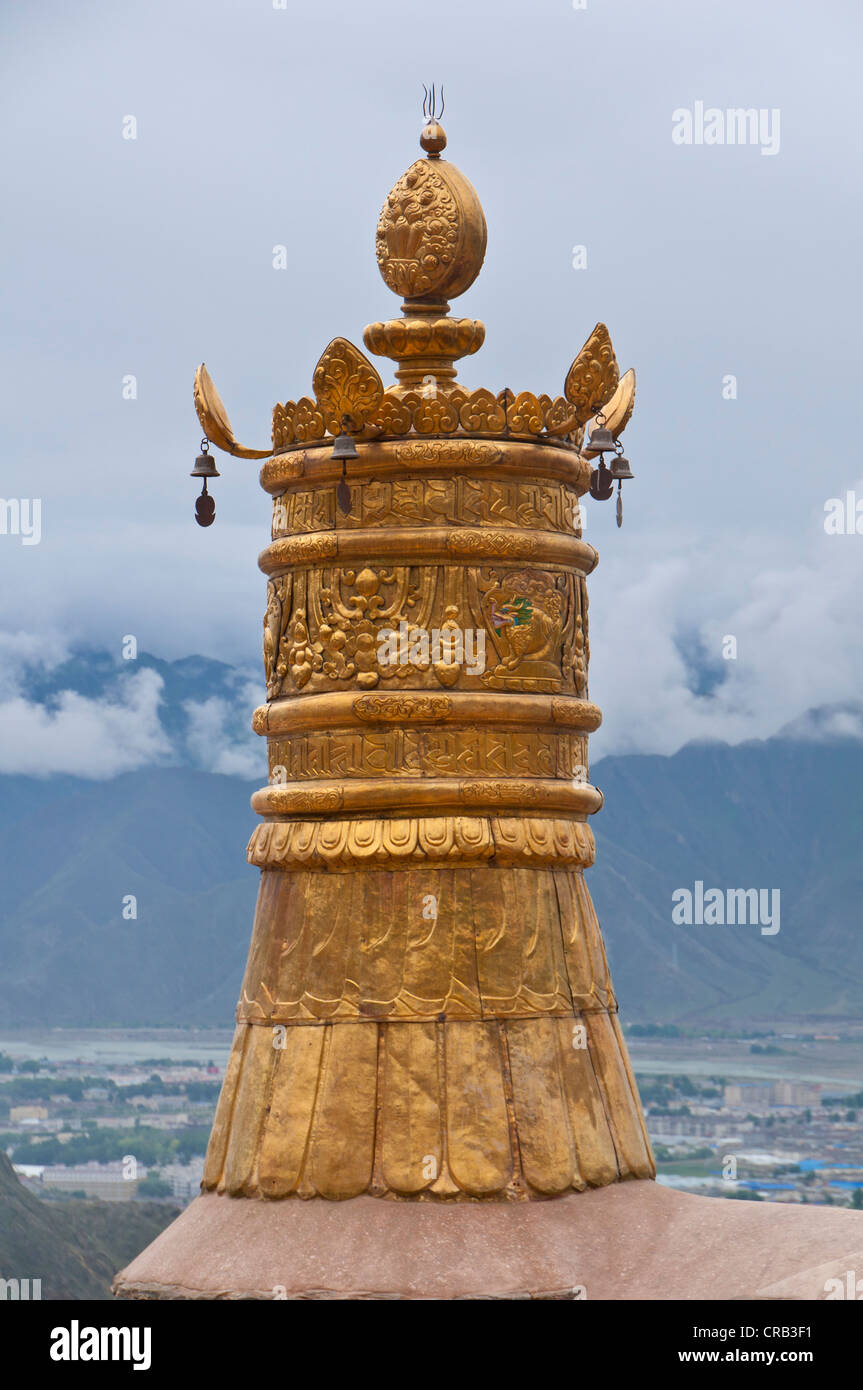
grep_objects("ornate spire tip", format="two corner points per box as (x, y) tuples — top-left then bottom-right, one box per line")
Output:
(421, 83), (447, 157)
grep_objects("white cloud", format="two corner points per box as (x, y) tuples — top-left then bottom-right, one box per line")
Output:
(779, 705), (863, 742)
(0, 631), (71, 700)
(182, 695), (265, 780)
(0, 639), (265, 780)
(0, 668), (171, 777)
(590, 490), (863, 756)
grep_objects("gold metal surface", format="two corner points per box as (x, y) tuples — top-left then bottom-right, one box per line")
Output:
(197, 115), (649, 1205)
(564, 323), (620, 426)
(311, 337), (384, 434)
(193, 364), (271, 459)
(253, 691), (603, 734)
(259, 437), (592, 493)
(245, 816), (597, 872)
(375, 153), (487, 302)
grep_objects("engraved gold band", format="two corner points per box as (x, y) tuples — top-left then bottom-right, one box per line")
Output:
(253, 692), (602, 735)
(259, 436), (592, 495)
(250, 777), (603, 818)
(258, 526), (598, 577)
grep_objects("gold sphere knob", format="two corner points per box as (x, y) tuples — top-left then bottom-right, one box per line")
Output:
(420, 120), (447, 157)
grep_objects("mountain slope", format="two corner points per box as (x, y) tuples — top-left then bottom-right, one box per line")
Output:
(0, 771), (256, 1026)
(591, 739), (863, 1021)
(0, 1151), (177, 1300)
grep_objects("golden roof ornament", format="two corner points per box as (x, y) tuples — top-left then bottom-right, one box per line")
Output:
(190, 96), (636, 463)
(116, 98), (863, 1306)
(193, 363), (270, 459)
(374, 100), (487, 301)
(364, 88), (488, 397)
(117, 99), (650, 1300)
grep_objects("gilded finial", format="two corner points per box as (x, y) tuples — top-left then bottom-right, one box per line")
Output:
(421, 84), (447, 157)
(370, 87), (486, 317)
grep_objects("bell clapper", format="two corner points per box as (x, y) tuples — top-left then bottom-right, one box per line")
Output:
(333, 414), (358, 515)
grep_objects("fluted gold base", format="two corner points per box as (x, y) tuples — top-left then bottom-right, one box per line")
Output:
(200, 863), (654, 1201)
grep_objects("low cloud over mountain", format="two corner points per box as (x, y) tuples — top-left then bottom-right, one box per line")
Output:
(0, 643), (264, 780)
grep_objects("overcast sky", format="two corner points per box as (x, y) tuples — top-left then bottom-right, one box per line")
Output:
(2, 0), (862, 771)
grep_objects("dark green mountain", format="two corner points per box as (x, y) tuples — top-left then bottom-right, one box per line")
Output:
(590, 738), (863, 1022)
(0, 1151), (177, 1300)
(0, 770), (255, 1027)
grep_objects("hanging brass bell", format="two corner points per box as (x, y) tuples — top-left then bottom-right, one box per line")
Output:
(192, 439), (219, 527)
(584, 426), (616, 457)
(332, 428), (358, 515)
(610, 453), (634, 480)
(331, 433), (359, 463)
(190, 446), (220, 478)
